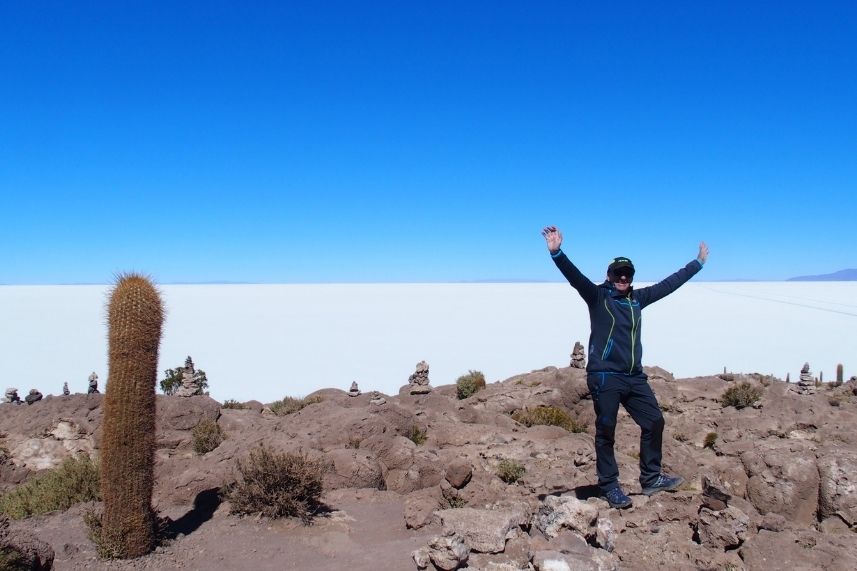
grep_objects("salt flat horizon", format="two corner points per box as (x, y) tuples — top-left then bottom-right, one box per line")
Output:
(2, 282), (855, 403)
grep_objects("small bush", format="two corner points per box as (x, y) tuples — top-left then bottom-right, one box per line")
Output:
(83, 508), (125, 559)
(407, 425), (427, 446)
(703, 432), (718, 449)
(673, 432), (689, 443)
(345, 437), (361, 449)
(0, 454), (100, 519)
(829, 396), (843, 407)
(442, 495), (467, 509)
(228, 445), (325, 523)
(511, 406), (586, 433)
(456, 370), (487, 400)
(496, 459), (525, 484)
(720, 382), (763, 409)
(222, 399), (245, 409)
(270, 395), (323, 416)
(192, 418), (225, 454)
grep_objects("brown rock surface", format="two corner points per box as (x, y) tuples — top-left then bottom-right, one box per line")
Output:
(1, 366), (857, 569)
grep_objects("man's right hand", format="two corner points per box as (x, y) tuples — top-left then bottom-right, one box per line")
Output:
(541, 226), (563, 254)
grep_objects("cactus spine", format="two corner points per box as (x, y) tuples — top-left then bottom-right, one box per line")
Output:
(101, 274), (164, 557)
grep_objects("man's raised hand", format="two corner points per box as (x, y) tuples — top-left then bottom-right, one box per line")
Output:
(697, 241), (710, 264)
(542, 226), (563, 254)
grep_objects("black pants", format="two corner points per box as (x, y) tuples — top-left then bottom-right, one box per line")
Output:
(586, 372), (665, 492)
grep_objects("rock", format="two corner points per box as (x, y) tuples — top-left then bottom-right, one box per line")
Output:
(533, 495), (598, 540)
(323, 449), (383, 490)
(4, 388), (21, 404)
(570, 342), (586, 369)
(741, 443), (819, 525)
(24, 389), (43, 405)
(532, 548), (619, 571)
(404, 488), (442, 530)
(157, 394), (221, 431)
(437, 507), (526, 554)
(348, 381), (361, 397)
(369, 392), (387, 406)
(87, 372), (99, 394)
(408, 360), (433, 395)
(445, 459), (472, 489)
(740, 529), (857, 570)
(701, 474), (733, 511)
(758, 512), (788, 532)
(0, 516), (56, 570)
(417, 530), (470, 571)
(595, 518), (616, 553)
(696, 506), (749, 549)
(818, 449), (857, 526)
(467, 534), (531, 570)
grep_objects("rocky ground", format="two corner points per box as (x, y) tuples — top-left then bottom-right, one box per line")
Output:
(2, 365), (857, 570)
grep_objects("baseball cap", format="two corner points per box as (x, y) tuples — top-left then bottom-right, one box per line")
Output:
(607, 257), (635, 277)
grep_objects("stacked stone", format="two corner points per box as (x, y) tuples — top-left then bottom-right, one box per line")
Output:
(25, 389), (43, 405)
(348, 381), (361, 397)
(4, 388), (21, 404)
(570, 341), (586, 369)
(797, 362), (816, 395)
(369, 391), (387, 406)
(408, 360), (432, 395)
(62, 382), (70, 396)
(87, 372), (100, 394)
(175, 356), (204, 397)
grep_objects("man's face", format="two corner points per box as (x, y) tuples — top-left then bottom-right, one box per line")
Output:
(608, 268), (633, 293)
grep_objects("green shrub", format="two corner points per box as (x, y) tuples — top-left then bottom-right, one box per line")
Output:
(720, 382), (763, 409)
(496, 459), (525, 484)
(456, 370), (487, 400)
(703, 432), (718, 449)
(83, 507), (125, 559)
(0, 454), (100, 519)
(192, 418), (225, 454)
(269, 395), (323, 416)
(160, 364), (208, 396)
(511, 406), (586, 433)
(228, 445), (325, 523)
(0, 544), (28, 570)
(222, 399), (245, 409)
(407, 425), (427, 446)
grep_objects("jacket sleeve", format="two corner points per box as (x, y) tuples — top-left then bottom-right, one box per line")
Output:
(636, 259), (702, 308)
(551, 249), (598, 306)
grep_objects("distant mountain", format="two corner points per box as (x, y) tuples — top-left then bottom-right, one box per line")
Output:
(787, 268), (857, 281)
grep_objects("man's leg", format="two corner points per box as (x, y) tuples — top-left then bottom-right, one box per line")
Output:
(587, 373), (626, 492)
(622, 374), (665, 487)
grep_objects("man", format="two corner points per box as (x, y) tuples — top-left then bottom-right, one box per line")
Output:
(542, 225), (709, 509)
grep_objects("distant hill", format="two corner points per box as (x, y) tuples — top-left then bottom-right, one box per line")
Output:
(787, 268), (857, 281)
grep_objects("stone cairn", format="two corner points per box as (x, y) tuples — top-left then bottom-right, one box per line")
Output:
(88, 372), (100, 394)
(408, 360), (432, 395)
(25, 389), (43, 405)
(369, 391), (387, 406)
(570, 341), (586, 369)
(796, 362), (816, 395)
(4, 388), (21, 404)
(175, 356), (204, 397)
(348, 381), (361, 397)
(62, 382), (70, 396)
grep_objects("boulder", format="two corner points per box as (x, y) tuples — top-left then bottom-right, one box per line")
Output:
(696, 506), (750, 549)
(533, 495), (598, 540)
(817, 449), (857, 526)
(445, 459), (473, 489)
(437, 507), (527, 554)
(413, 530), (470, 571)
(323, 449), (383, 490)
(741, 443), (819, 525)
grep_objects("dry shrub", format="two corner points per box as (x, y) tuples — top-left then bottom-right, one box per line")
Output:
(83, 508), (125, 559)
(703, 432), (718, 449)
(456, 370), (487, 400)
(720, 382), (763, 409)
(228, 445), (325, 523)
(221, 399), (245, 409)
(496, 459), (525, 484)
(192, 418), (225, 454)
(407, 425), (427, 446)
(270, 395), (323, 416)
(0, 454), (99, 519)
(511, 406), (586, 433)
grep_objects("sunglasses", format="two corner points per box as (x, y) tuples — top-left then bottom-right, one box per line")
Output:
(612, 270), (634, 283)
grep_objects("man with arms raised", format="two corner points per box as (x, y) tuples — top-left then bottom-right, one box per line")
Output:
(542, 225), (709, 509)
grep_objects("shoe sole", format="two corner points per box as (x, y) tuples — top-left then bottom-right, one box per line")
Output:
(603, 497), (633, 509)
(641, 476), (684, 496)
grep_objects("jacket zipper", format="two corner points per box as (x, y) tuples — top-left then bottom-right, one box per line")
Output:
(627, 293), (636, 373)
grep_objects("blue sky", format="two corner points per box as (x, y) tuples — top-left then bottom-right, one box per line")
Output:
(1, 1), (855, 284)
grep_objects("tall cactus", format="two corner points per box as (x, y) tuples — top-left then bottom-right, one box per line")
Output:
(837, 363), (844, 385)
(100, 274), (164, 557)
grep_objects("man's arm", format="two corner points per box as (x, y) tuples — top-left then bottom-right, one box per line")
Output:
(636, 242), (709, 308)
(542, 226), (598, 306)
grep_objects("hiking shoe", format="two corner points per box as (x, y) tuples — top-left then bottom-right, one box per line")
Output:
(603, 487), (633, 509)
(641, 474), (684, 496)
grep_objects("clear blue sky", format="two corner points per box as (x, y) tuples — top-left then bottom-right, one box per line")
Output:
(2, 1), (855, 284)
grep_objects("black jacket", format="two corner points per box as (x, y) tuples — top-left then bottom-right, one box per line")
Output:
(551, 250), (702, 375)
